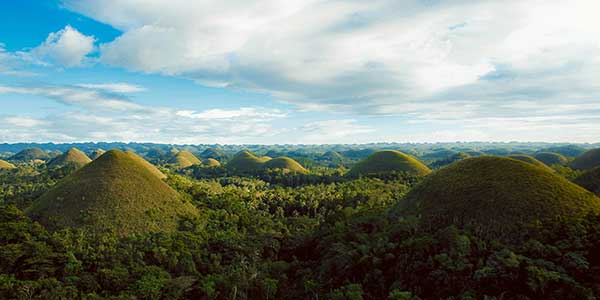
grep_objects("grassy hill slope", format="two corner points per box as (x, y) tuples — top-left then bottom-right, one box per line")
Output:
(508, 154), (555, 172)
(0, 159), (16, 169)
(396, 156), (600, 241)
(168, 150), (202, 168)
(347, 150), (431, 177)
(47, 148), (92, 168)
(27, 150), (198, 235)
(262, 157), (308, 173)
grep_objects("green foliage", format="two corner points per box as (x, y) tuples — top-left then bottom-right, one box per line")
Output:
(5, 146), (600, 299)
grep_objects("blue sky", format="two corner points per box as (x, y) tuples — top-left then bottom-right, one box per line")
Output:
(1, 0), (599, 144)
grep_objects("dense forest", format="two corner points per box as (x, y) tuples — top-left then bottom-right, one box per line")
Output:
(2, 143), (600, 299)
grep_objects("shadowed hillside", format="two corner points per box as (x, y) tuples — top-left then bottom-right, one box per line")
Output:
(571, 148), (600, 170)
(88, 149), (106, 160)
(508, 154), (555, 172)
(574, 167), (600, 196)
(534, 152), (568, 166)
(9, 148), (50, 161)
(27, 150), (198, 235)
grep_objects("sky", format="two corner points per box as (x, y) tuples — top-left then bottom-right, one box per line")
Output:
(0, 0), (599, 144)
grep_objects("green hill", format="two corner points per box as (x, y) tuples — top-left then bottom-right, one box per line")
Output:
(574, 167), (600, 196)
(534, 152), (568, 166)
(541, 145), (587, 157)
(124, 151), (167, 179)
(203, 158), (221, 167)
(396, 156), (600, 241)
(27, 150), (198, 235)
(0, 159), (16, 170)
(201, 147), (228, 161)
(262, 157), (308, 173)
(9, 148), (49, 161)
(168, 150), (202, 168)
(430, 152), (470, 169)
(47, 148), (92, 169)
(570, 148), (600, 170)
(346, 150), (431, 177)
(227, 151), (271, 172)
(508, 154), (555, 172)
(88, 149), (106, 160)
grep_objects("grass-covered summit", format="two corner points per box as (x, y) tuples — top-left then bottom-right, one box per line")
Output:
(0, 159), (16, 170)
(396, 156), (600, 241)
(508, 154), (555, 172)
(47, 148), (92, 169)
(168, 150), (202, 168)
(226, 150), (271, 172)
(262, 157), (308, 173)
(574, 167), (600, 196)
(570, 148), (600, 170)
(534, 152), (568, 166)
(347, 150), (431, 177)
(27, 150), (198, 235)
(203, 158), (221, 167)
(124, 150), (167, 179)
(9, 148), (49, 161)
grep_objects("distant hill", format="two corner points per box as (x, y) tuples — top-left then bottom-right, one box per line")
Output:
(262, 157), (308, 173)
(534, 152), (568, 166)
(168, 150), (202, 168)
(0, 159), (16, 170)
(347, 150), (431, 177)
(200, 147), (228, 161)
(574, 167), (600, 196)
(395, 156), (600, 242)
(88, 149), (106, 160)
(27, 150), (198, 235)
(47, 148), (92, 169)
(540, 144), (587, 157)
(508, 154), (555, 172)
(9, 148), (50, 161)
(227, 151), (271, 172)
(570, 148), (600, 170)
(429, 152), (470, 169)
(203, 158), (221, 167)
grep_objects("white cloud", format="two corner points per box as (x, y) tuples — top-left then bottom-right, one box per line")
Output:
(76, 83), (146, 93)
(59, 0), (600, 129)
(22, 25), (96, 67)
(0, 84), (144, 111)
(176, 107), (286, 120)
